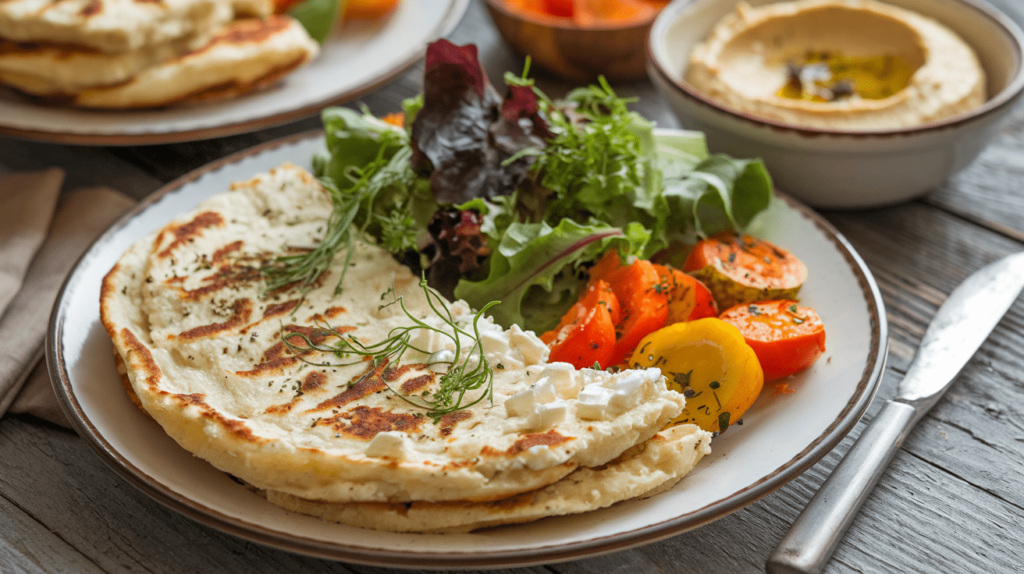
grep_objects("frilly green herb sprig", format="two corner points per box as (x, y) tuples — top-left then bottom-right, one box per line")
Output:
(282, 278), (499, 421)
(260, 115), (417, 298)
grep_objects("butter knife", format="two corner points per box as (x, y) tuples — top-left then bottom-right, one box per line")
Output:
(766, 251), (1024, 574)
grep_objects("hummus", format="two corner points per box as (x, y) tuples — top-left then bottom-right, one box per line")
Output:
(684, 0), (986, 130)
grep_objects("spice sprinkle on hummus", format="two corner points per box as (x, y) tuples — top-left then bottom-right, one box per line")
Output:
(684, 0), (986, 130)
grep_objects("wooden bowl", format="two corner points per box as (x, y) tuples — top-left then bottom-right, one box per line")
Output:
(483, 0), (659, 82)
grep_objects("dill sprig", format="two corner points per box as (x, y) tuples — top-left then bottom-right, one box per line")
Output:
(282, 277), (499, 421)
(261, 133), (415, 297)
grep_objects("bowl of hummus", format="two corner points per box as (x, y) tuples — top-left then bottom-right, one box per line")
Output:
(647, 0), (1024, 208)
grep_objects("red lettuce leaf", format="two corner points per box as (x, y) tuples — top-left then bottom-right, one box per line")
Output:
(423, 208), (491, 300)
(411, 40), (547, 205)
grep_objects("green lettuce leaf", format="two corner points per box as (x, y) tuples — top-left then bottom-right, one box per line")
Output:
(318, 107), (408, 187)
(662, 154), (773, 242)
(454, 219), (649, 332)
(289, 0), (342, 44)
(315, 107), (435, 257)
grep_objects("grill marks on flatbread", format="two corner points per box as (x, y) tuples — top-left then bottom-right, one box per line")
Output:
(0, 0), (317, 107)
(0, 30), (207, 95)
(100, 163), (708, 530)
(0, 0), (223, 53)
(69, 15), (318, 108)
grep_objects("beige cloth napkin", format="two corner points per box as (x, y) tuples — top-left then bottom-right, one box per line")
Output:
(0, 170), (135, 427)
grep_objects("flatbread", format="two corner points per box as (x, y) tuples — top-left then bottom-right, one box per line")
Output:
(0, 0), (223, 54)
(100, 163), (687, 505)
(0, 32), (209, 96)
(0, 0), (277, 95)
(231, 0), (275, 17)
(71, 15), (318, 108)
(266, 424), (712, 533)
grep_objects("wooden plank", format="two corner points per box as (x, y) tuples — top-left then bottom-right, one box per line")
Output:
(348, 565), (550, 574)
(0, 418), (360, 574)
(0, 2), (1022, 572)
(826, 202), (1024, 368)
(923, 102), (1024, 244)
(0, 139), (161, 201)
(830, 450), (1024, 573)
(917, 0), (1024, 240)
(0, 492), (106, 574)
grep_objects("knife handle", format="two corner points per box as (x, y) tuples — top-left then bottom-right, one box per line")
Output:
(766, 400), (918, 574)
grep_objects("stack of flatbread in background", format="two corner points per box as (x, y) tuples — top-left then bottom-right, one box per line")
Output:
(0, 0), (319, 108)
(100, 163), (713, 533)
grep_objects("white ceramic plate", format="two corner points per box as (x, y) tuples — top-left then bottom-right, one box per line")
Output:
(0, 0), (467, 145)
(47, 130), (887, 568)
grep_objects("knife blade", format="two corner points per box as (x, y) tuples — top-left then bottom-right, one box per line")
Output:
(766, 251), (1024, 574)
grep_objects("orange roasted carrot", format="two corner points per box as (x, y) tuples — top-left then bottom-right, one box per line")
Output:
(653, 264), (718, 324)
(345, 0), (402, 18)
(604, 260), (668, 366)
(684, 231), (808, 311)
(541, 280), (619, 369)
(718, 300), (826, 380)
(586, 249), (621, 288)
(381, 112), (405, 128)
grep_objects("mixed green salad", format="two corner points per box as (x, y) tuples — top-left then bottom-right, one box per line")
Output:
(263, 40), (773, 333)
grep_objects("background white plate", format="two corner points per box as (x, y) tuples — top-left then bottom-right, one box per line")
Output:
(0, 0), (467, 145)
(47, 130), (887, 568)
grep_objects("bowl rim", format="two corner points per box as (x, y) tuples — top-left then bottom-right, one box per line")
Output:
(483, 0), (661, 32)
(647, 0), (1024, 137)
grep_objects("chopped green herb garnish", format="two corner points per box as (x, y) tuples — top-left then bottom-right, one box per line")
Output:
(718, 411), (731, 433)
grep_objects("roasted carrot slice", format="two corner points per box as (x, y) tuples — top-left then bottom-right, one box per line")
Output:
(381, 112), (405, 128)
(541, 280), (618, 369)
(586, 249), (622, 288)
(684, 231), (808, 311)
(344, 0), (402, 18)
(719, 300), (826, 380)
(604, 260), (668, 366)
(653, 264), (718, 324)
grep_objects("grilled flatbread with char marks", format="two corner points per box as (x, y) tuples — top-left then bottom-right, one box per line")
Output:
(0, 0), (224, 54)
(267, 424), (712, 533)
(0, 0), (280, 98)
(71, 15), (318, 108)
(101, 163), (686, 506)
(0, 32), (209, 96)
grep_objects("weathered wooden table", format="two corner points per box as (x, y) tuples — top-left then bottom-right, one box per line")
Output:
(2, 2), (1023, 572)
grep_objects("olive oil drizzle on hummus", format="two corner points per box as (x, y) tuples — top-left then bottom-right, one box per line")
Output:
(779, 51), (916, 102)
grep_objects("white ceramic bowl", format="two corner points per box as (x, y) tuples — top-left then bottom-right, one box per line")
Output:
(647, 0), (1024, 208)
